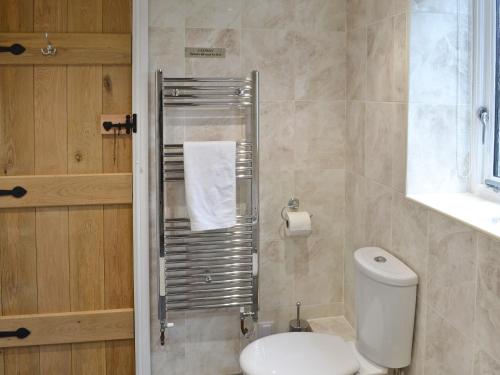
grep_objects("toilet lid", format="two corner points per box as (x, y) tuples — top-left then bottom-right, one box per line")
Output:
(240, 332), (360, 375)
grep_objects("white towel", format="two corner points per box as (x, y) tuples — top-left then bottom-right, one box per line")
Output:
(184, 141), (237, 231)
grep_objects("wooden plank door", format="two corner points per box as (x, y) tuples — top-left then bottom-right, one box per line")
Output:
(0, 1), (134, 374)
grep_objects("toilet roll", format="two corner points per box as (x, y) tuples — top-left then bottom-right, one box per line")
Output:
(285, 211), (312, 237)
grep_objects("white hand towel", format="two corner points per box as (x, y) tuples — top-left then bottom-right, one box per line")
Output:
(184, 141), (237, 231)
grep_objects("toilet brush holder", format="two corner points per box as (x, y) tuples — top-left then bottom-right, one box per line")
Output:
(289, 301), (312, 332)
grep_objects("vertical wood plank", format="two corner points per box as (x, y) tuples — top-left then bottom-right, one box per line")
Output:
(68, 0), (102, 32)
(0, 209), (39, 375)
(0, 0), (33, 32)
(101, 0), (134, 371)
(34, 0), (67, 32)
(102, 66), (134, 375)
(67, 70), (106, 372)
(34, 66), (72, 375)
(67, 0), (105, 372)
(33, 1), (71, 373)
(0, 2), (38, 373)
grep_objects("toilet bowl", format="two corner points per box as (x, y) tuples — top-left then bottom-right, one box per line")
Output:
(239, 332), (386, 375)
(239, 247), (418, 375)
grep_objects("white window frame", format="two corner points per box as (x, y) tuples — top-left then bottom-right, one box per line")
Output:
(471, 0), (500, 200)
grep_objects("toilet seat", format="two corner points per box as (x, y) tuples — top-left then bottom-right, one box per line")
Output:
(239, 332), (387, 375)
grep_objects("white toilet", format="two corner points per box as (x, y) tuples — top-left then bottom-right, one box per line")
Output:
(240, 247), (418, 375)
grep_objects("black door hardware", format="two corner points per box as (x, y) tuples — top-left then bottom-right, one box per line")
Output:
(0, 43), (26, 55)
(103, 113), (137, 134)
(0, 328), (31, 339)
(0, 186), (27, 198)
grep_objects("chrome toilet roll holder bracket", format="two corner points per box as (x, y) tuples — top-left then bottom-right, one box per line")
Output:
(281, 197), (300, 221)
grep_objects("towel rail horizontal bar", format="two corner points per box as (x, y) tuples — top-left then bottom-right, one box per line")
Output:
(165, 245), (252, 252)
(163, 85), (252, 91)
(165, 239), (253, 247)
(164, 225), (253, 231)
(165, 245), (253, 252)
(164, 94), (252, 99)
(167, 285), (253, 296)
(163, 77), (251, 83)
(166, 230), (252, 239)
(166, 278), (252, 287)
(167, 293), (254, 303)
(164, 216), (253, 223)
(163, 102), (252, 107)
(165, 249), (253, 256)
(164, 142), (252, 148)
(166, 262), (252, 272)
(167, 301), (253, 311)
(163, 150), (251, 157)
(165, 255), (253, 263)
(165, 175), (252, 181)
(167, 270), (252, 278)
(164, 160), (252, 165)
(165, 166), (252, 173)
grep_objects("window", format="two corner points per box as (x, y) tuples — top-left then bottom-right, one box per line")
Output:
(494, 0), (500, 178)
(473, 0), (500, 194)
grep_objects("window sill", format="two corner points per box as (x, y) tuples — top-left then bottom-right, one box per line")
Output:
(407, 192), (500, 240)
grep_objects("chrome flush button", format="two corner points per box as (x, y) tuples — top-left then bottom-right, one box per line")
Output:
(374, 256), (387, 263)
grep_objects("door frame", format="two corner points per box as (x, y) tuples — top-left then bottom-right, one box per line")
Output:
(132, 0), (151, 373)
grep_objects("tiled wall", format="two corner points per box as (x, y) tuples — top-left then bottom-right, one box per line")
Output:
(148, 1), (347, 373)
(345, 0), (500, 374)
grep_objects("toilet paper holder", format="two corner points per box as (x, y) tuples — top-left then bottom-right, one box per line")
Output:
(281, 197), (300, 221)
(281, 198), (312, 221)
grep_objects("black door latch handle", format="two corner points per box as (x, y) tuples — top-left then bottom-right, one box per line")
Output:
(0, 43), (26, 55)
(0, 328), (31, 339)
(0, 186), (27, 198)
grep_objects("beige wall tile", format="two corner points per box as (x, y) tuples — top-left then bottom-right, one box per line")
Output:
(293, 168), (345, 305)
(366, 0), (407, 24)
(474, 349), (500, 375)
(241, 29), (295, 101)
(366, 15), (407, 102)
(391, 102), (408, 192)
(149, 0), (186, 28)
(185, 28), (241, 77)
(391, 192), (428, 303)
(294, 167), (345, 237)
(364, 102), (393, 185)
(185, 0), (242, 28)
(365, 180), (392, 250)
(295, 0), (346, 32)
(424, 308), (473, 375)
(259, 169), (294, 241)
(346, 101), (365, 175)
(242, 0), (294, 29)
(347, 27), (367, 101)
(259, 101), (295, 172)
(259, 240), (295, 309)
(294, 30), (346, 100)
(293, 234), (344, 306)
(149, 27), (185, 76)
(428, 211), (476, 338)
(405, 301), (426, 375)
(294, 100), (346, 170)
(185, 340), (241, 374)
(151, 313), (187, 375)
(476, 234), (500, 361)
(347, 0), (367, 30)
(344, 171), (366, 326)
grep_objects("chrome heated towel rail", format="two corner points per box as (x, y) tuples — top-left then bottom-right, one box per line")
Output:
(155, 71), (259, 344)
